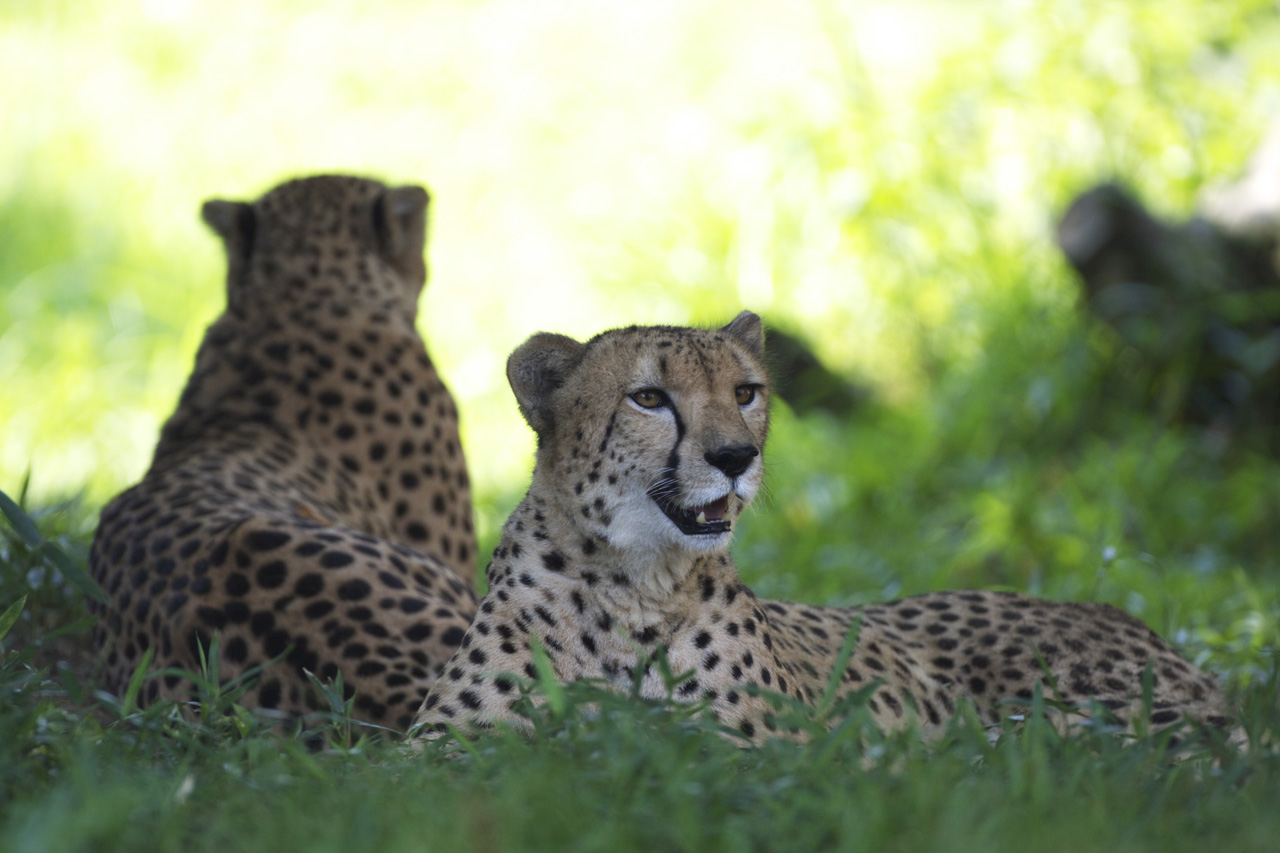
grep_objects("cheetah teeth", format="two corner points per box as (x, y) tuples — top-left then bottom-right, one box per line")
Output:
(695, 511), (708, 525)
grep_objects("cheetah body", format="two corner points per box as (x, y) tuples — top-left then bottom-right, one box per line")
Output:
(413, 312), (1228, 741)
(90, 175), (477, 729)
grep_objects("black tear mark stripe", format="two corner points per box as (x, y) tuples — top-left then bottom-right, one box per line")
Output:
(664, 400), (687, 482)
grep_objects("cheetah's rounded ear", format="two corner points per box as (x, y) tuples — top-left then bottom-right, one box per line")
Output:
(201, 200), (255, 255)
(201, 200), (256, 299)
(375, 185), (430, 266)
(507, 333), (587, 437)
(723, 310), (764, 360)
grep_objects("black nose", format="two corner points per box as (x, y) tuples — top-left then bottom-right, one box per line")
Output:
(704, 444), (759, 479)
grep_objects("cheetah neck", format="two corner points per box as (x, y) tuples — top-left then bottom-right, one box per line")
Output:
(488, 491), (739, 631)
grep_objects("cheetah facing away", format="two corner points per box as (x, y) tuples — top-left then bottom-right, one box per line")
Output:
(412, 312), (1230, 743)
(90, 175), (477, 730)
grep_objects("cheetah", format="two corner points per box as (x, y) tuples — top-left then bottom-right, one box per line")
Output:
(90, 175), (477, 730)
(412, 312), (1231, 743)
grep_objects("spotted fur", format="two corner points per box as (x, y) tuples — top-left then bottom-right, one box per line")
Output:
(90, 175), (477, 730)
(412, 312), (1230, 742)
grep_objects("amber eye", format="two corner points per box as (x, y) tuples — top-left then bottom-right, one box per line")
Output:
(735, 385), (757, 406)
(630, 389), (668, 409)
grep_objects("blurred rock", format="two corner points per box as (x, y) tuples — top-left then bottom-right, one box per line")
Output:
(1201, 116), (1280, 244)
(1057, 170), (1280, 441)
(764, 325), (872, 418)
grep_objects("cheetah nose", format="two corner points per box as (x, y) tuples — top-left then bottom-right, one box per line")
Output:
(704, 444), (759, 479)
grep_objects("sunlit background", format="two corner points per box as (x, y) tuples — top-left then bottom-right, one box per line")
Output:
(2, 0), (1277, 538)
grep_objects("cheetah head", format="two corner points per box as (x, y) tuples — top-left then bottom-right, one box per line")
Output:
(201, 174), (431, 320)
(507, 311), (769, 555)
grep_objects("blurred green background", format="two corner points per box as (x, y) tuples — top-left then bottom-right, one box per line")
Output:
(3, 0), (1280, 665)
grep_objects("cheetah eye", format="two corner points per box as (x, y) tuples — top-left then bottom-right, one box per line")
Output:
(735, 385), (758, 406)
(630, 388), (669, 409)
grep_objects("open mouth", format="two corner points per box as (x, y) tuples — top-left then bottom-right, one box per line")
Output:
(649, 493), (732, 536)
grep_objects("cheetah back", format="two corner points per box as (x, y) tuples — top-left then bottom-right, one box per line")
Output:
(90, 175), (478, 730)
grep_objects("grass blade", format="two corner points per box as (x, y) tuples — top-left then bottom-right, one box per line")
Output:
(41, 540), (108, 604)
(122, 645), (156, 717)
(0, 595), (26, 643)
(0, 489), (42, 548)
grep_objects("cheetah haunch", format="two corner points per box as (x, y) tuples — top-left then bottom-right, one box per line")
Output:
(90, 175), (477, 730)
(413, 312), (1230, 742)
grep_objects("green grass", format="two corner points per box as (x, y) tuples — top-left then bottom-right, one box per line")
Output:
(4, 0), (1280, 849)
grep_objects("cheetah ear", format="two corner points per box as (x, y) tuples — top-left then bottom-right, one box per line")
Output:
(201, 199), (255, 259)
(201, 199), (256, 300)
(374, 185), (430, 279)
(723, 310), (764, 360)
(507, 333), (587, 437)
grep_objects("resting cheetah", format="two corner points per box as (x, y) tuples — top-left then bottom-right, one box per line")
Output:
(412, 312), (1231, 742)
(90, 175), (477, 730)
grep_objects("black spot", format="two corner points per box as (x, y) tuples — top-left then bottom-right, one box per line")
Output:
(225, 573), (250, 597)
(321, 551), (355, 569)
(224, 636), (248, 663)
(405, 622), (434, 642)
(250, 611), (275, 637)
(442, 626), (465, 646)
(210, 542), (230, 566)
(256, 561), (288, 589)
(542, 551), (566, 572)
(259, 679), (282, 709)
(294, 573), (324, 597)
(338, 580), (372, 601)
(304, 601), (334, 619)
(244, 530), (291, 551)
(264, 630), (290, 658)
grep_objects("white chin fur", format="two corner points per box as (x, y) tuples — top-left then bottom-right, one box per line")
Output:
(606, 491), (744, 555)
(596, 466), (761, 554)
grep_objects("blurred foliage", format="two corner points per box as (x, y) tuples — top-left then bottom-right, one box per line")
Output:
(3, 0), (1278, 506)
